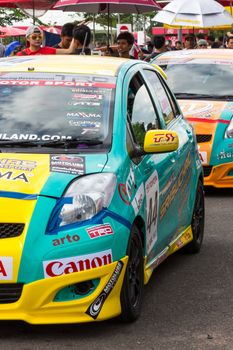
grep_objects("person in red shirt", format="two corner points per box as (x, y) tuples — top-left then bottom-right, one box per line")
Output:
(17, 25), (76, 56)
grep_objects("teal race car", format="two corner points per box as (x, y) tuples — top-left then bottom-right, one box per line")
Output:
(0, 55), (204, 324)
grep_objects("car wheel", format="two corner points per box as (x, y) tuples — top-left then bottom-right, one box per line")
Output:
(184, 179), (205, 254)
(120, 225), (144, 322)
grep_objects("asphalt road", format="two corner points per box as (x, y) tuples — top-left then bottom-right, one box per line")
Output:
(0, 187), (232, 350)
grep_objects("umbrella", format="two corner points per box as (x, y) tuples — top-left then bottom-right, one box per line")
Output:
(216, 0), (233, 15)
(54, 0), (161, 13)
(0, 26), (26, 37)
(54, 0), (161, 48)
(0, 0), (58, 19)
(152, 0), (233, 27)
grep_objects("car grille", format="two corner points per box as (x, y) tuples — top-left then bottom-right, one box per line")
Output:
(196, 134), (212, 143)
(0, 283), (24, 303)
(0, 223), (24, 238)
(203, 165), (213, 177)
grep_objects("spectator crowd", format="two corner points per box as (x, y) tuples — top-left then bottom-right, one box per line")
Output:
(0, 22), (233, 60)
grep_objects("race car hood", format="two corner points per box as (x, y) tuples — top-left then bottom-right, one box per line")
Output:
(178, 100), (231, 135)
(0, 153), (108, 198)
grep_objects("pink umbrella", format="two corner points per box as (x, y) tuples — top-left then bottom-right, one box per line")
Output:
(54, 0), (161, 13)
(0, 0), (58, 19)
(216, 0), (232, 15)
(54, 0), (161, 47)
(0, 26), (26, 37)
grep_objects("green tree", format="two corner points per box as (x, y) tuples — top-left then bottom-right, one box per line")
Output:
(0, 9), (27, 26)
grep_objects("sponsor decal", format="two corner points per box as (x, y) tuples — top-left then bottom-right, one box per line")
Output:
(50, 155), (85, 175)
(86, 261), (124, 319)
(160, 153), (191, 219)
(178, 173), (191, 217)
(68, 120), (101, 128)
(52, 234), (80, 246)
(86, 224), (113, 239)
(118, 183), (130, 205)
(43, 249), (112, 278)
(145, 171), (159, 253)
(0, 171), (29, 183)
(118, 168), (136, 205)
(181, 102), (214, 118)
(187, 117), (229, 125)
(131, 183), (144, 215)
(66, 112), (101, 119)
(199, 151), (207, 164)
(0, 134), (71, 141)
(0, 158), (36, 171)
(160, 174), (175, 196)
(0, 257), (13, 280)
(72, 94), (102, 100)
(153, 133), (175, 143)
(149, 250), (169, 271)
(217, 150), (233, 160)
(67, 101), (101, 107)
(213, 60), (233, 66)
(126, 167), (136, 198)
(0, 80), (115, 88)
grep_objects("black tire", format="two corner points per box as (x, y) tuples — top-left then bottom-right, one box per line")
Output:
(184, 179), (205, 254)
(120, 225), (144, 322)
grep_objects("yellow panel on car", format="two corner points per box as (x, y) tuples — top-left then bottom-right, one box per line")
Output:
(0, 56), (127, 76)
(144, 130), (179, 153)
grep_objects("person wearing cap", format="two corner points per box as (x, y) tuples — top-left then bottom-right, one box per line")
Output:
(16, 25), (76, 56)
(197, 39), (208, 49)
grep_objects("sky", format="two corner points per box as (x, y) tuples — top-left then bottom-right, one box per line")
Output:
(13, 10), (83, 26)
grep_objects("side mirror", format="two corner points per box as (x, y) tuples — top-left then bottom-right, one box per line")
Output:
(144, 130), (179, 153)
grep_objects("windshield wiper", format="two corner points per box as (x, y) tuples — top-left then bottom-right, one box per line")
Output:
(0, 139), (103, 148)
(175, 92), (233, 100)
(41, 139), (103, 148)
(175, 93), (213, 99)
(0, 140), (41, 147)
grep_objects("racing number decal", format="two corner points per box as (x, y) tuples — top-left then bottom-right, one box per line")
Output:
(145, 171), (159, 254)
(147, 191), (158, 234)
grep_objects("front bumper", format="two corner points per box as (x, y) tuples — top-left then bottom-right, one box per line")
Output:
(0, 257), (128, 324)
(203, 162), (233, 188)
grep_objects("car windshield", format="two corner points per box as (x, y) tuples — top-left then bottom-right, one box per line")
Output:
(160, 63), (233, 99)
(0, 72), (115, 152)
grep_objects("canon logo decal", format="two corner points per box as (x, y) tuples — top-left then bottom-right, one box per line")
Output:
(43, 250), (112, 278)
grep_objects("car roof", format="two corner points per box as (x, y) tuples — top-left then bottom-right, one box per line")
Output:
(155, 49), (233, 65)
(0, 55), (137, 76)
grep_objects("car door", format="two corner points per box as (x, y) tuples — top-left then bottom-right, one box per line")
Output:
(142, 68), (196, 245)
(124, 69), (177, 261)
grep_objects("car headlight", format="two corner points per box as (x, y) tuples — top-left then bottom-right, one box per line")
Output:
(49, 173), (116, 230)
(225, 116), (233, 138)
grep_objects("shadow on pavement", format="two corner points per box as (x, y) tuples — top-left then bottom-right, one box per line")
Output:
(204, 186), (233, 197)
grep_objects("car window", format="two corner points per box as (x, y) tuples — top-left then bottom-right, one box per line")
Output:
(127, 73), (159, 147)
(159, 63), (233, 98)
(143, 69), (179, 126)
(0, 72), (116, 151)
